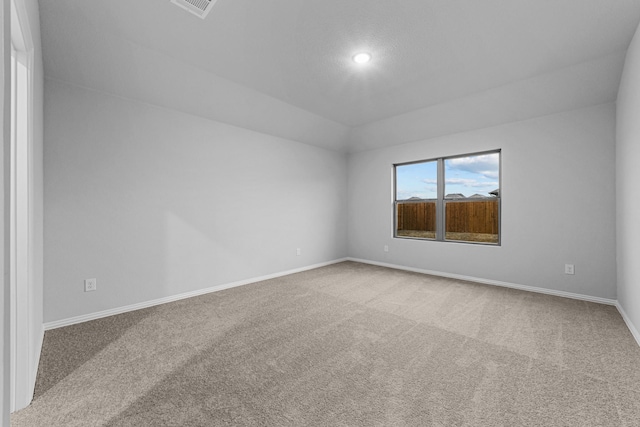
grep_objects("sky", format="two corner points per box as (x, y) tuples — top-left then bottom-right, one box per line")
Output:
(396, 153), (499, 200)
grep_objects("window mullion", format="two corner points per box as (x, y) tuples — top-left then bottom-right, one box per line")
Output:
(436, 158), (444, 241)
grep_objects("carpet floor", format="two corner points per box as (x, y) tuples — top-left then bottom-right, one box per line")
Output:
(11, 261), (640, 426)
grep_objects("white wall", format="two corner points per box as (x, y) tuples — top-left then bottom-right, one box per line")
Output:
(38, 6), (351, 153)
(1, 0), (11, 424)
(44, 79), (347, 323)
(22, 0), (44, 407)
(349, 53), (625, 153)
(348, 103), (616, 299)
(3, 0), (44, 416)
(616, 21), (640, 337)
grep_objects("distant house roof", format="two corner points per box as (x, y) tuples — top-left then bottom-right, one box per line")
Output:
(489, 189), (500, 197)
(469, 193), (487, 198)
(445, 193), (466, 199)
(407, 196), (424, 200)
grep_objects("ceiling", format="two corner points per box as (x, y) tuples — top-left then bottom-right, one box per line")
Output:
(38, 0), (640, 151)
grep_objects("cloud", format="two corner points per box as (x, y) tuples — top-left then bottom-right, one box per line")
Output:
(447, 153), (499, 179)
(446, 178), (498, 188)
(421, 177), (497, 190)
(446, 178), (475, 186)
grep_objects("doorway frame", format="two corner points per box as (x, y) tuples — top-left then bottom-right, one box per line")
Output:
(9, 0), (35, 412)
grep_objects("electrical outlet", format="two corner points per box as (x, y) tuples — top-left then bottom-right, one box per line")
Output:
(296, 248), (301, 256)
(564, 264), (575, 275)
(384, 245), (389, 252)
(85, 278), (97, 292)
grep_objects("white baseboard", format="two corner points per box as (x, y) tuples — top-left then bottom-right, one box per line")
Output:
(615, 302), (640, 347)
(352, 257), (638, 349)
(44, 258), (349, 331)
(42, 257), (640, 350)
(346, 258), (617, 306)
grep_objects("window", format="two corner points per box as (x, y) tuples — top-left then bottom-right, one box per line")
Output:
(394, 151), (500, 245)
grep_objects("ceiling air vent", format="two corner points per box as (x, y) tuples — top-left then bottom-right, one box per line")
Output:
(170, 0), (217, 19)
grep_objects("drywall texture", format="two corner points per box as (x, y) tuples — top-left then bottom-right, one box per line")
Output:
(616, 21), (640, 334)
(43, 79), (348, 323)
(348, 103), (616, 299)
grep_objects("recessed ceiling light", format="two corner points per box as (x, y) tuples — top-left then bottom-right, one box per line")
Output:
(352, 52), (372, 64)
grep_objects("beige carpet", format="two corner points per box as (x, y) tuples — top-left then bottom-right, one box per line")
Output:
(11, 261), (640, 426)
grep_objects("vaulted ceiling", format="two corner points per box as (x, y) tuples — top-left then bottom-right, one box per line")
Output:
(38, 0), (640, 152)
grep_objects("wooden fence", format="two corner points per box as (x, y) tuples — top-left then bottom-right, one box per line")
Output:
(397, 199), (498, 234)
(396, 201), (436, 232)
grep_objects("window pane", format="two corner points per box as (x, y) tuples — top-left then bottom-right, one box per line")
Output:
(397, 200), (436, 239)
(445, 199), (499, 244)
(444, 152), (499, 244)
(395, 161), (437, 239)
(396, 161), (437, 200)
(444, 153), (499, 199)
